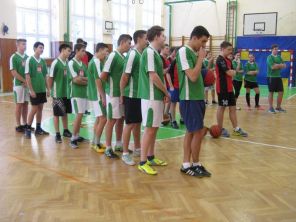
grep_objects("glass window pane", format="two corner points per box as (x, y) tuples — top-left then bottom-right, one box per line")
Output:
(16, 9), (24, 33)
(25, 36), (37, 56)
(73, 0), (84, 15)
(85, 40), (94, 53)
(85, 18), (94, 38)
(38, 0), (50, 10)
(16, 0), (37, 8)
(38, 13), (50, 35)
(24, 11), (37, 34)
(71, 17), (84, 39)
(38, 37), (50, 58)
(85, 0), (94, 17)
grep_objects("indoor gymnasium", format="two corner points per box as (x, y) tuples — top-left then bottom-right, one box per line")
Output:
(0, 0), (296, 221)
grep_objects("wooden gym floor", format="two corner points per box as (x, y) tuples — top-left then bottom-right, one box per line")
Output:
(0, 93), (296, 222)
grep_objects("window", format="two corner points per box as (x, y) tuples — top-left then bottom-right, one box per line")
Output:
(111, 0), (136, 47)
(71, 0), (103, 53)
(142, 0), (162, 30)
(16, 0), (57, 58)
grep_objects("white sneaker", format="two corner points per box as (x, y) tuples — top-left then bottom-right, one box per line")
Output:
(133, 149), (141, 157)
(122, 154), (136, 166)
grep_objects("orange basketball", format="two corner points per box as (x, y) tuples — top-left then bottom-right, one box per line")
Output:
(209, 125), (222, 138)
(204, 69), (215, 86)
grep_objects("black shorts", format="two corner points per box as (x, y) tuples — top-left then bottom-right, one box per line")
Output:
(30, 92), (47, 105)
(267, 77), (283, 92)
(180, 100), (205, 133)
(244, 80), (258, 89)
(232, 80), (242, 98)
(53, 97), (72, 116)
(218, 92), (236, 107)
(124, 97), (142, 124)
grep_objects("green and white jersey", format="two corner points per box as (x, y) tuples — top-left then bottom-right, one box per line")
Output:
(267, 54), (284, 78)
(176, 45), (204, 100)
(25, 56), (48, 93)
(49, 57), (69, 98)
(244, 62), (258, 82)
(123, 48), (141, 98)
(138, 45), (165, 101)
(203, 58), (214, 69)
(87, 57), (104, 101)
(68, 58), (88, 99)
(232, 60), (243, 81)
(9, 52), (29, 87)
(102, 50), (125, 97)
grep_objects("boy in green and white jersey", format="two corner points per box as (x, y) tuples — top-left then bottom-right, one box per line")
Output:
(87, 43), (109, 153)
(137, 26), (170, 175)
(48, 43), (73, 143)
(120, 30), (147, 165)
(25, 42), (50, 139)
(266, 44), (287, 113)
(100, 34), (132, 158)
(244, 54), (262, 109)
(68, 43), (89, 149)
(9, 39), (29, 132)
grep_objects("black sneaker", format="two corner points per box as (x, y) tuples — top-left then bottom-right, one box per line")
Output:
(212, 100), (217, 105)
(180, 166), (203, 177)
(192, 165), (211, 177)
(35, 128), (49, 135)
(63, 129), (72, 138)
(55, 134), (62, 143)
(104, 149), (119, 158)
(15, 125), (25, 133)
(25, 128), (31, 139)
(70, 140), (78, 149)
(171, 121), (179, 129)
(77, 136), (86, 142)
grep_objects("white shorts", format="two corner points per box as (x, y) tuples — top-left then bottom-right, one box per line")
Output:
(141, 99), (164, 128)
(71, 98), (88, 114)
(91, 100), (107, 117)
(106, 95), (124, 119)
(13, 86), (30, 103)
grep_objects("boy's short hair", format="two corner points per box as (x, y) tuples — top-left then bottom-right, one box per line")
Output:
(59, 43), (72, 53)
(117, 34), (132, 47)
(133, 30), (147, 44)
(95, 43), (108, 52)
(33, 41), (44, 49)
(74, 43), (86, 52)
(190, 26), (210, 39)
(271, 44), (279, 49)
(220, 41), (232, 49)
(16, 39), (27, 44)
(147, 26), (165, 42)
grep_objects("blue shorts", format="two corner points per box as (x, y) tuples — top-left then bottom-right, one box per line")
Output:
(180, 100), (205, 132)
(169, 88), (180, 103)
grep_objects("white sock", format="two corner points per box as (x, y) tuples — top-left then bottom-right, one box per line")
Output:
(116, 141), (122, 146)
(135, 148), (141, 151)
(192, 162), (201, 167)
(71, 135), (78, 141)
(235, 127), (240, 131)
(123, 152), (129, 155)
(182, 162), (191, 169)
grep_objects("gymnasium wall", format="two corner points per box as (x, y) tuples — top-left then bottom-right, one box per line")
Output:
(237, 0), (296, 36)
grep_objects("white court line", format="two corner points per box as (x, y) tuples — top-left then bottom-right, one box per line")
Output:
(219, 136), (296, 151)
(287, 93), (296, 100)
